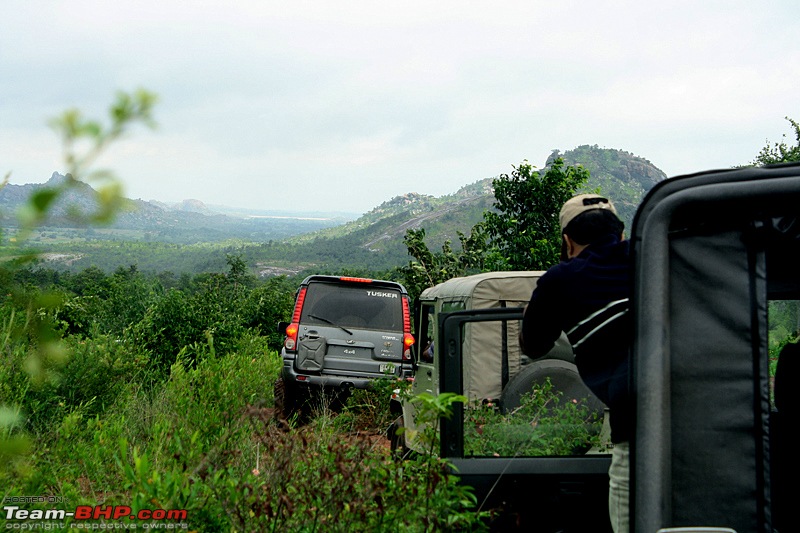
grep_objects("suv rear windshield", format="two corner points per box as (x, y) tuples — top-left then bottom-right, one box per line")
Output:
(300, 282), (403, 331)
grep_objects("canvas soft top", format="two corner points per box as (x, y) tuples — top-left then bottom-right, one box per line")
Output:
(420, 270), (546, 304)
(420, 271), (557, 401)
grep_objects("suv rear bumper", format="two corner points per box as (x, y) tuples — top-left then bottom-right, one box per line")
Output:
(280, 353), (412, 389)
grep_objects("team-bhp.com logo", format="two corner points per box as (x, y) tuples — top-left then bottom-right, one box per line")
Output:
(3, 504), (188, 529)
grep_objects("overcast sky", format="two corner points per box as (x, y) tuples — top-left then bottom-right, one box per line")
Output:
(2, 1), (798, 215)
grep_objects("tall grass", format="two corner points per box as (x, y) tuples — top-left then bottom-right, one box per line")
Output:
(1, 326), (486, 531)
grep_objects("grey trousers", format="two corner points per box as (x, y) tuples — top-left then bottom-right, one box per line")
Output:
(609, 441), (630, 533)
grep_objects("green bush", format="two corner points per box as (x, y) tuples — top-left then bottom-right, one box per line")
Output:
(239, 275), (296, 351)
(23, 335), (149, 433)
(464, 380), (605, 457)
(133, 261), (263, 374)
(334, 376), (403, 434)
(205, 414), (486, 532)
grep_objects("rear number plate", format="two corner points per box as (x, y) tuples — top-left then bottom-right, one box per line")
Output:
(379, 363), (395, 374)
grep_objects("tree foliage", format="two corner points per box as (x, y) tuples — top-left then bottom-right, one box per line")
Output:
(753, 117), (800, 165)
(400, 158), (590, 297)
(483, 158), (589, 271)
(399, 225), (488, 302)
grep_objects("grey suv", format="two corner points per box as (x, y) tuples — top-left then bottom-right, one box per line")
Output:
(275, 275), (414, 418)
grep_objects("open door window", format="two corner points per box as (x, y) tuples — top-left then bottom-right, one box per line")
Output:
(438, 308), (612, 532)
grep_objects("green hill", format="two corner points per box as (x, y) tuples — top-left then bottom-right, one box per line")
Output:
(260, 146), (666, 273)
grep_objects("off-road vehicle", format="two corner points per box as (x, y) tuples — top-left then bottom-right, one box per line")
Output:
(409, 163), (800, 532)
(276, 275), (414, 418)
(390, 270), (607, 457)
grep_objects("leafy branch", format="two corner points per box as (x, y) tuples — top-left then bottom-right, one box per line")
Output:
(1, 88), (158, 470)
(18, 88), (158, 231)
(753, 117), (800, 166)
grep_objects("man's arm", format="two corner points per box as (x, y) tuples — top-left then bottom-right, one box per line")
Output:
(518, 304), (528, 349)
(520, 276), (564, 359)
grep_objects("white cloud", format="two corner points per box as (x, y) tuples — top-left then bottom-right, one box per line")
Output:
(2, 0), (798, 214)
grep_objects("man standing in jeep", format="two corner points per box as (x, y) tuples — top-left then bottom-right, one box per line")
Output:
(520, 194), (632, 533)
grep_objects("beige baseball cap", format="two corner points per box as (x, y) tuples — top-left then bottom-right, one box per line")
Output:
(559, 194), (618, 231)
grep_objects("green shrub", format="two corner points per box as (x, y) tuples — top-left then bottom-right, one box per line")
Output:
(240, 275), (296, 351)
(205, 414), (486, 532)
(3, 319), (493, 532)
(334, 376), (402, 434)
(464, 379), (605, 457)
(110, 336), (485, 531)
(23, 334), (149, 432)
(133, 268), (257, 374)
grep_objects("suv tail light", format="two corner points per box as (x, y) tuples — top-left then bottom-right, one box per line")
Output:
(402, 295), (414, 361)
(284, 287), (307, 352)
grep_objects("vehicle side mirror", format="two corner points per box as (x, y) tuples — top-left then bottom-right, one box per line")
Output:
(277, 321), (289, 335)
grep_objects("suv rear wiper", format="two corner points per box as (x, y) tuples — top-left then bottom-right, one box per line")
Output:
(308, 314), (353, 335)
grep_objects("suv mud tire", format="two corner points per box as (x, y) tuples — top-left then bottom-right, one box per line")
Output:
(273, 378), (298, 420)
(500, 359), (605, 418)
(388, 416), (416, 460)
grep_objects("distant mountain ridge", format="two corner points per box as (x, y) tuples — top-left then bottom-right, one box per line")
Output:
(290, 179), (494, 248)
(2, 147), (668, 273)
(0, 173), (355, 243)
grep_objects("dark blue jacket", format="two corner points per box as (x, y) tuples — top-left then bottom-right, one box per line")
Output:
(521, 235), (632, 443)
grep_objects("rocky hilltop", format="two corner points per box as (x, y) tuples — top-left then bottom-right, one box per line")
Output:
(551, 145), (668, 228)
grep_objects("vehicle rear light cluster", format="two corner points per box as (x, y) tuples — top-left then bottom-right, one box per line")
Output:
(402, 295), (414, 361)
(339, 276), (373, 283)
(284, 287), (307, 351)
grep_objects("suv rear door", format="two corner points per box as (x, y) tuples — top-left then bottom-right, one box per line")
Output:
(297, 278), (407, 378)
